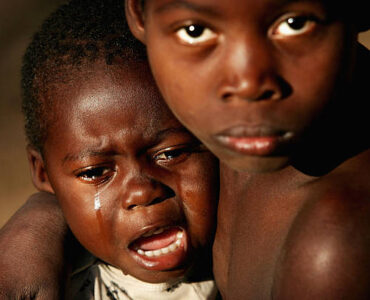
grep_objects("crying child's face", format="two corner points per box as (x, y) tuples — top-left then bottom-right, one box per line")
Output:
(42, 60), (218, 283)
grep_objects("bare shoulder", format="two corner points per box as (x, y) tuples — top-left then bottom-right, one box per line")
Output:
(273, 150), (370, 299)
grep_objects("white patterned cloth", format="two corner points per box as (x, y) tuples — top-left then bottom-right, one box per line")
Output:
(67, 260), (218, 300)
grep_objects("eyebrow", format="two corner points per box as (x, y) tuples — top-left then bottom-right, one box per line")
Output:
(153, 127), (191, 142)
(62, 149), (116, 165)
(154, 0), (221, 17)
(62, 128), (190, 164)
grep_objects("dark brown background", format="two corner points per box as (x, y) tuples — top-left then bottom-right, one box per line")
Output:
(0, 1), (369, 227)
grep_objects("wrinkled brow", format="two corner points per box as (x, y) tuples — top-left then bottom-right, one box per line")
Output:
(152, 127), (191, 143)
(62, 149), (117, 165)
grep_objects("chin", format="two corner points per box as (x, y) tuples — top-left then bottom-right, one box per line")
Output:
(224, 155), (291, 173)
(129, 267), (188, 284)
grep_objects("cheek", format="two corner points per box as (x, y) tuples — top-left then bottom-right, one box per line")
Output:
(179, 155), (219, 245)
(278, 28), (351, 130)
(295, 26), (350, 96)
(43, 164), (101, 247)
(150, 66), (213, 143)
(289, 56), (342, 130)
(295, 51), (342, 100)
(58, 193), (101, 241)
(54, 186), (119, 261)
(147, 44), (210, 126)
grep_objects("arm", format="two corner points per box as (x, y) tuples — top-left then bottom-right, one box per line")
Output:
(0, 192), (69, 299)
(273, 187), (370, 299)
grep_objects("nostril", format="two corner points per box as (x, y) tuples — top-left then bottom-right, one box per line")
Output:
(256, 90), (275, 101)
(148, 187), (175, 206)
(127, 204), (138, 210)
(166, 188), (175, 199)
(150, 197), (166, 206)
(127, 196), (168, 210)
(222, 92), (233, 101)
(125, 185), (175, 210)
(220, 75), (291, 103)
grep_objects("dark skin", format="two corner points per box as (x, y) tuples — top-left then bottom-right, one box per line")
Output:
(1, 0), (368, 298)
(126, 0), (370, 298)
(216, 153), (370, 299)
(0, 192), (68, 300)
(27, 59), (219, 285)
(1, 58), (218, 298)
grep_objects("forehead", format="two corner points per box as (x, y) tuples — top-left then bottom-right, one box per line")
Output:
(49, 60), (175, 131)
(42, 60), (184, 158)
(146, 0), (336, 17)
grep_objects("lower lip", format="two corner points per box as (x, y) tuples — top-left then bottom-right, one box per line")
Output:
(129, 228), (188, 271)
(215, 135), (284, 156)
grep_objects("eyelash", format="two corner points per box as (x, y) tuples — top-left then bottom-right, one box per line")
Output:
(74, 144), (204, 183)
(272, 14), (320, 38)
(153, 143), (204, 166)
(75, 165), (115, 185)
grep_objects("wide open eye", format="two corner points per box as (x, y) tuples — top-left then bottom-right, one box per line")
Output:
(273, 15), (317, 38)
(175, 24), (217, 45)
(76, 165), (114, 184)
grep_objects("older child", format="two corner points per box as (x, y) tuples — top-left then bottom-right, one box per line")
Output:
(1, 1), (369, 299)
(125, 0), (370, 299)
(2, 0), (219, 299)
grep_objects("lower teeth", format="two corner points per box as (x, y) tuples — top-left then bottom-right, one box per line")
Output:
(137, 231), (183, 257)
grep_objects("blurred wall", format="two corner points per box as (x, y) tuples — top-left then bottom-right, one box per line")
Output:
(0, 1), (370, 227)
(0, 0), (65, 226)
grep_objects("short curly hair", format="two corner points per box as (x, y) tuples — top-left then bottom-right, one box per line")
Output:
(22, 0), (146, 153)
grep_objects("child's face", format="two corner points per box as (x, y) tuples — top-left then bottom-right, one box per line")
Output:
(129, 0), (357, 172)
(39, 61), (218, 283)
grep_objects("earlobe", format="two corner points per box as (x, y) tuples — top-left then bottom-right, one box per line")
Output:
(27, 146), (54, 194)
(125, 0), (147, 44)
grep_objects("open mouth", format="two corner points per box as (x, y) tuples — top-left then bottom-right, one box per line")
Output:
(129, 226), (188, 271)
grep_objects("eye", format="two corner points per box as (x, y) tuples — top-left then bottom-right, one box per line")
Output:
(273, 15), (317, 38)
(153, 143), (207, 166)
(175, 24), (217, 45)
(154, 147), (190, 165)
(75, 165), (115, 184)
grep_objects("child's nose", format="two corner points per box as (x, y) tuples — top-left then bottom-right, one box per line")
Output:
(217, 36), (287, 103)
(121, 175), (174, 210)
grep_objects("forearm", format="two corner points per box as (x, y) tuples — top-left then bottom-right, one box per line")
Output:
(0, 192), (69, 299)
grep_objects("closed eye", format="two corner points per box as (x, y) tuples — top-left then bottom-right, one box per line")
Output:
(75, 165), (115, 184)
(155, 148), (190, 164)
(154, 143), (206, 166)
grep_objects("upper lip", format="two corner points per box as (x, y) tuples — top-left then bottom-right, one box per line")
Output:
(215, 124), (286, 138)
(128, 222), (184, 248)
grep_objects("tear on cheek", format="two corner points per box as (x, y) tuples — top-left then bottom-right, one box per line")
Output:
(94, 192), (101, 210)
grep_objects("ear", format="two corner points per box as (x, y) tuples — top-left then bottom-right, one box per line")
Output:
(125, 0), (147, 44)
(27, 146), (54, 194)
